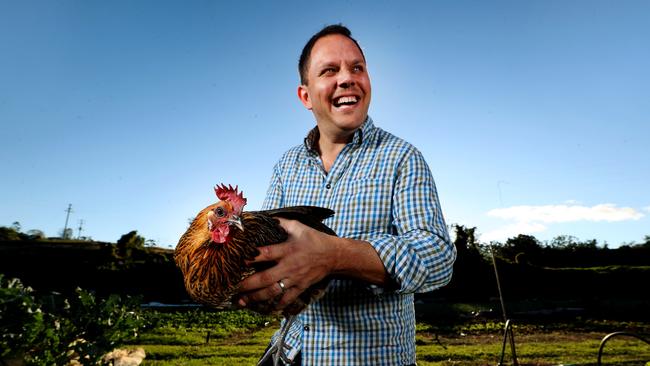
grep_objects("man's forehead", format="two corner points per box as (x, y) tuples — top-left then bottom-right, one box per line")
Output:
(309, 35), (365, 66)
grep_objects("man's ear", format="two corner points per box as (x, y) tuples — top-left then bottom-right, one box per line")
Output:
(297, 85), (312, 110)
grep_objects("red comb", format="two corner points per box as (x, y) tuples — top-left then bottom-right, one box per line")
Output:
(214, 184), (247, 211)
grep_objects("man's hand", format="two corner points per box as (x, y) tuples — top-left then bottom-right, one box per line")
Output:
(236, 218), (340, 310)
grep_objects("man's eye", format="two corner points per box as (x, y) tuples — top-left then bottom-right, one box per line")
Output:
(215, 207), (226, 217)
(322, 68), (336, 75)
(352, 65), (364, 72)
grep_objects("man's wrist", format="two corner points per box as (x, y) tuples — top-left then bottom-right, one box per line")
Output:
(327, 236), (389, 286)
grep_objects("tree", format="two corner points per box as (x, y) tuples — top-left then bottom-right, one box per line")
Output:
(59, 228), (74, 239)
(116, 231), (145, 258)
(548, 235), (580, 249)
(0, 226), (21, 241)
(453, 225), (481, 256)
(496, 234), (542, 262)
(11, 221), (21, 232)
(438, 225), (493, 300)
(26, 229), (46, 240)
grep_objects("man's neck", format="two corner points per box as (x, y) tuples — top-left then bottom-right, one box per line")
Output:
(318, 139), (346, 173)
(316, 127), (356, 173)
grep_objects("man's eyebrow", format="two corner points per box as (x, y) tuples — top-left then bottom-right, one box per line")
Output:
(315, 59), (365, 69)
(314, 60), (338, 69)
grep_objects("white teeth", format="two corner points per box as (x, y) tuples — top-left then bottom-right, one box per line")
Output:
(334, 96), (358, 106)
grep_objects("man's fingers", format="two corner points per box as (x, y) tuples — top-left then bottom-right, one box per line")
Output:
(242, 280), (286, 304)
(276, 287), (302, 310)
(250, 243), (288, 264)
(276, 217), (291, 230)
(238, 264), (283, 292)
(238, 284), (302, 311)
(239, 277), (295, 305)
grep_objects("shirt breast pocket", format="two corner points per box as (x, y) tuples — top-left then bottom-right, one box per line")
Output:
(345, 178), (393, 236)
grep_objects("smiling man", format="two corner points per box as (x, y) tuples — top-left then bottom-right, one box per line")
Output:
(295, 29), (371, 173)
(238, 24), (456, 366)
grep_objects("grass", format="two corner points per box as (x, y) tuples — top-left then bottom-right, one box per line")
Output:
(416, 332), (649, 365)
(133, 325), (275, 365)
(127, 309), (650, 366)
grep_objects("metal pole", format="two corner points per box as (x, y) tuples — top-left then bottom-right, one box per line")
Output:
(491, 246), (519, 366)
(490, 246), (508, 322)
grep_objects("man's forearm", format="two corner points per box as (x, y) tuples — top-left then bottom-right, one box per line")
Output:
(330, 236), (391, 287)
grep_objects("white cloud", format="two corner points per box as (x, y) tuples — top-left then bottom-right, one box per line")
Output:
(480, 203), (645, 243)
(487, 204), (644, 223)
(481, 222), (547, 243)
(563, 199), (582, 205)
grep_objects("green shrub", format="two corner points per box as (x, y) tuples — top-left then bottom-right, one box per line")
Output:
(0, 275), (46, 359)
(0, 274), (144, 365)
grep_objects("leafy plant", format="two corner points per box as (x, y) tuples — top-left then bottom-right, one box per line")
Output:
(0, 275), (144, 365)
(0, 275), (46, 359)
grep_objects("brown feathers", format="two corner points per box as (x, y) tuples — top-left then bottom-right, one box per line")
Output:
(174, 193), (335, 314)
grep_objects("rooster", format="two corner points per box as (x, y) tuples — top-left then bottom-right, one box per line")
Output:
(174, 184), (335, 365)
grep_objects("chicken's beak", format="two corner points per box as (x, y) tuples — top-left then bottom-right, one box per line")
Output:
(228, 215), (244, 232)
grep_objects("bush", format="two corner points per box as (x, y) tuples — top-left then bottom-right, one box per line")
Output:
(0, 226), (23, 240)
(0, 275), (144, 365)
(0, 276), (46, 360)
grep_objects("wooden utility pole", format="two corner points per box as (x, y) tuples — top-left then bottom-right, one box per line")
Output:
(77, 219), (84, 239)
(63, 204), (73, 239)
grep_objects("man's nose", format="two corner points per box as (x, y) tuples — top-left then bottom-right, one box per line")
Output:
(338, 68), (355, 88)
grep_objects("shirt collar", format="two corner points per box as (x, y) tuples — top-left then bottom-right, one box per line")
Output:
(304, 116), (375, 153)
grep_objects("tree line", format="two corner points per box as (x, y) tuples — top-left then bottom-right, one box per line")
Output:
(452, 225), (650, 268)
(2, 223), (649, 312)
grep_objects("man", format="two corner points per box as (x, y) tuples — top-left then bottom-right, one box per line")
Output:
(237, 24), (456, 366)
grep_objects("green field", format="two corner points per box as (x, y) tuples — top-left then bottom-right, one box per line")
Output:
(128, 310), (650, 366)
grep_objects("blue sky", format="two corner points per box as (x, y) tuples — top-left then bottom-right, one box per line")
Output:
(1, 1), (648, 248)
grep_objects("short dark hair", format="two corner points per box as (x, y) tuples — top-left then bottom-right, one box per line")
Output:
(298, 24), (365, 85)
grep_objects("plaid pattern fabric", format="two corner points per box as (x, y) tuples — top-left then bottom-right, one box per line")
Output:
(262, 117), (456, 366)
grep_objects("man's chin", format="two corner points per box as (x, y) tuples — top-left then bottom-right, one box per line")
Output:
(334, 118), (365, 132)
(332, 110), (366, 127)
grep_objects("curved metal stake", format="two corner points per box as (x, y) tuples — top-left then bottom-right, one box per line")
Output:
(498, 319), (519, 366)
(597, 331), (650, 366)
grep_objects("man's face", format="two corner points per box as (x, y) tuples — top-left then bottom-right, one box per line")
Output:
(298, 34), (371, 137)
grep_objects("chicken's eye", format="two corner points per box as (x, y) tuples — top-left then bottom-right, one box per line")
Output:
(215, 207), (226, 217)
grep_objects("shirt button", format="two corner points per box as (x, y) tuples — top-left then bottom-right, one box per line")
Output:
(304, 325), (310, 331)
(325, 184), (331, 189)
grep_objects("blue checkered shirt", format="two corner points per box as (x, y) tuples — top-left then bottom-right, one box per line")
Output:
(262, 117), (456, 365)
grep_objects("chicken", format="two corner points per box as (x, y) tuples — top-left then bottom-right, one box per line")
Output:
(174, 184), (336, 365)
(101, 348), (146, 366)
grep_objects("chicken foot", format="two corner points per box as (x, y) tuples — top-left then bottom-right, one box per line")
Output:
(257, 314), (297, 366)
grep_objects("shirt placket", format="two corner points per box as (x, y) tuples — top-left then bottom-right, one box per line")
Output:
(320, 144), (358, 206)
(303, 144), (358, 365)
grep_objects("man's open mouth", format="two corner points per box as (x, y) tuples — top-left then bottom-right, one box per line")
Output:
(333, 95), (359, 107)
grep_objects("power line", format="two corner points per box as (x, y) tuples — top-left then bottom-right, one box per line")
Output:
(497, 180), (509, 208)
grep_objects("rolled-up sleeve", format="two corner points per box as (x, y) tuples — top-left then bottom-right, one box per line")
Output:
(366, 148), (456, 294)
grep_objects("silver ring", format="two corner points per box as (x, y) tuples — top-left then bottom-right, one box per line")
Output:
(277, 279), (286, 293)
